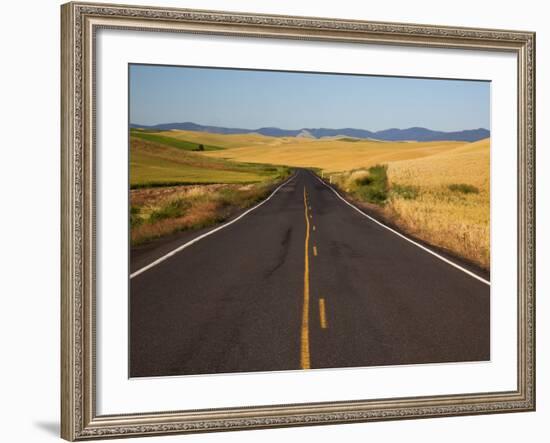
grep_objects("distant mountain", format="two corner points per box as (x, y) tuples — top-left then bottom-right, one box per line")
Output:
(130, 122), (489, 142)
(373, 127), (490, 142)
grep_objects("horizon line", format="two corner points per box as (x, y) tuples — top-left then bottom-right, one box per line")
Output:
(129, 121), (490, 133)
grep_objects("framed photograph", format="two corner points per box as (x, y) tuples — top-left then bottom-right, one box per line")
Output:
(61, 1), (535, 440)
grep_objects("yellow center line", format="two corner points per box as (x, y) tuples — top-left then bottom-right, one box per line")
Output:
(313, 246), (318, 256)
(301, 186), (311, 370)
(319, 298), (328, 329)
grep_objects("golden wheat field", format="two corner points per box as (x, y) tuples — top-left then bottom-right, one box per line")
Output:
(151, 130), (490, 269)
(388, 138), (490, 269)
(199, 132), (465, 172)
(324, 139), (490, 269)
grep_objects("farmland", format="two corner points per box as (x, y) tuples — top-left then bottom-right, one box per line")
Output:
(129, 131), (290, 244)
(130, 129), (490, 269)
(130, 130), (288, 188)
(199, 131), (490, 269)
(202, 134), (466, 172)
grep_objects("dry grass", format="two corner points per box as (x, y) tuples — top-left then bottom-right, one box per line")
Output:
(131, 200), (219, 244)
(130, 182), (273, 245)
(386, 192), (489, 269)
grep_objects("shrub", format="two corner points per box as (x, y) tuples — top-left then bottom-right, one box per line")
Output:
(354, 164), (388, 205)
(130, 206), (142, 227)
(149, 199), (190, 222)
(355, 175), (373, 186)
(448, 183), (479, 194)
(392, 183), (419, 200)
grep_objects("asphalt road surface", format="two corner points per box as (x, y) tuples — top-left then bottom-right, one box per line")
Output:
(130, 169), (490, 377)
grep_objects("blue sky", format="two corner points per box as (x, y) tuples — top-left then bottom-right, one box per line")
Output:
(129, 64), (490, 132)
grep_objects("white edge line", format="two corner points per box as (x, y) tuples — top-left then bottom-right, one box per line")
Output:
(311, 172), (490, 286)
(130, 173), (297, 279)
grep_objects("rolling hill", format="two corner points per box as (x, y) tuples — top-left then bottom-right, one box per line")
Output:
(130, 135), (288, 188)
(130, 122), (490, 142)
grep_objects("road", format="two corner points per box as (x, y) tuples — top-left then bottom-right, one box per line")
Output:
(130, 169), (490, 377)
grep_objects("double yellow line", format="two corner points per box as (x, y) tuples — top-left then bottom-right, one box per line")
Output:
(301, 186), (330, 369)
(301, 186), (311, 369)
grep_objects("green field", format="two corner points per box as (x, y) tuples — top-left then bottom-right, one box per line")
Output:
(130, 133), (289, 188)
(131, 128), (224, 151)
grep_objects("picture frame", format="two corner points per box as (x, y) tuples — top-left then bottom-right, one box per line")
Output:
(61, 1), (536, 440)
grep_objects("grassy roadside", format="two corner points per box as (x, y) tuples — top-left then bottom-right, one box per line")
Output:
(328, 159), (489, 271)
(130, 181), (286, 245)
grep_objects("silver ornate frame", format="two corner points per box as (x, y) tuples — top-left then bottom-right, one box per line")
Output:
(61, 2), (536, 440)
